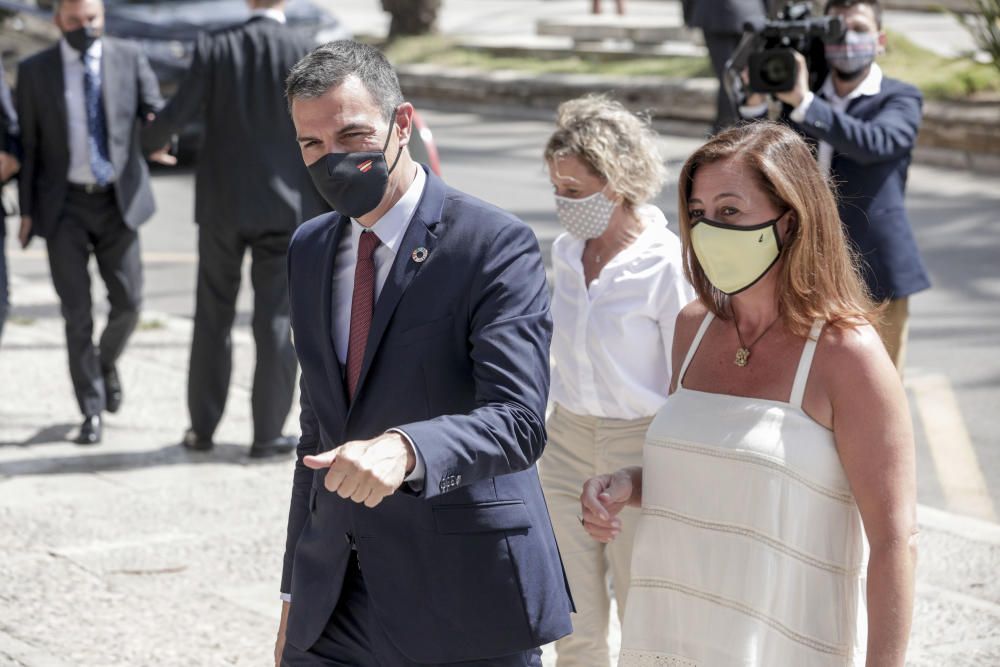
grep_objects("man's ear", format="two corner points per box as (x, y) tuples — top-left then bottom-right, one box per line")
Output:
(877, 30), (888, 54)
(394, 103), (416, 150)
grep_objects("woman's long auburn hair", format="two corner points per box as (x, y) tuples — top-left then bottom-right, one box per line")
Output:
(677, 121), (877, 338)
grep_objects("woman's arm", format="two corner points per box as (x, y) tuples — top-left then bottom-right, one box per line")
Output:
(824, 324), (918, 666)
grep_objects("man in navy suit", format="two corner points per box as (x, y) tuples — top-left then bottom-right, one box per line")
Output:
(275, 41), (573, 666)
(743, 0), (929, 372)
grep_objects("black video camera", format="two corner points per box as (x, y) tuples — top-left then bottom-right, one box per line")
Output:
(723, 2), (844, 106)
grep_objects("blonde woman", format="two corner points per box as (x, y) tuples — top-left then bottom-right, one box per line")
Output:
(541, 95), (694, 666)
(582, 122), (917, 666)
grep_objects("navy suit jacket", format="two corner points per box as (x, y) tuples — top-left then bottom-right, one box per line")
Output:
(282, 167), (573, 662)
(791, 76), (930, 301)
(683, 0), (766, 34)
(142, 17), (327, 233)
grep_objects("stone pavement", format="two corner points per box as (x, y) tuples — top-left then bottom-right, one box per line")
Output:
(1, 269), (999, 666)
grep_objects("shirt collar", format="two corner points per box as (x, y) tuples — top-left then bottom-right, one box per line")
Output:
(251, 8), (287, 23)
(350, 165), (426, 256)
(820, 62), (883, 102)
(60, 37), (102, 64)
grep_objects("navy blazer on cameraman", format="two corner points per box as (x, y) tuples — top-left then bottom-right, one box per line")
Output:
(791, 76), (930, 301)
(281, 166), (573, 663)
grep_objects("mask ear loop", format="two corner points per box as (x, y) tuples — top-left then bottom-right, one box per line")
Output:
(382, 106), (404, 176)
(776, 209), (797, 252)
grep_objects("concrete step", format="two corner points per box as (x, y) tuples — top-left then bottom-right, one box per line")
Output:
(536, 15), (702, 47)
(459, 34), (707, 62)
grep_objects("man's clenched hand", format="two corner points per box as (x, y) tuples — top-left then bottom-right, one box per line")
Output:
(304, 432), (416, 508)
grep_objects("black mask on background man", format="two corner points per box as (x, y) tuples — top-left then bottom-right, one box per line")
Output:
(64, 26), (101, 54)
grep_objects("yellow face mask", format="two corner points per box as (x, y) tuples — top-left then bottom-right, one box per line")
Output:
(690, 216), (784, 295)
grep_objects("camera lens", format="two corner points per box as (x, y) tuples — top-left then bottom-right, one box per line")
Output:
(761, 55), (792, 86)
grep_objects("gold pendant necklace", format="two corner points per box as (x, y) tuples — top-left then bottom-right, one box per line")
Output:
(733, 315), (780, 368)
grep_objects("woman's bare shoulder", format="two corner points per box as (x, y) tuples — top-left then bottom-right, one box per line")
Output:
(815, 320), (898, 393)
(677, 300), (710, 329)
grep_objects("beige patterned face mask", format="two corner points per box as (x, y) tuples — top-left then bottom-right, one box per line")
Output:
(554, 189), (616, 240)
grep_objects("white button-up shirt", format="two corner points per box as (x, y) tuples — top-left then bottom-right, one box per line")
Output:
(331, 164), (426, 364)
(549, 205), (694, 420)
(790, 63), (884, 176)
(60, 38), (103, 185)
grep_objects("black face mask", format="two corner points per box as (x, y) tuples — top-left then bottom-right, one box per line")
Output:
(64, 26), (101, 54)
(307, 113), (403, 219)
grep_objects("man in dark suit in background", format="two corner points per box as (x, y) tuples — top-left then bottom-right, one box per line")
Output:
(683, 0), (767, 131)
(0, 64), (21, 345)
(16, 0), (168, 444)
(275, 41), (573, 665)
(143, 0), (328, 458)
(742, 0), (928, 373)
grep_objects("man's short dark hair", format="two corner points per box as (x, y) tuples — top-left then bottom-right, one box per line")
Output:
(824, 0), (883, 28)
(285, 40), (404, 121)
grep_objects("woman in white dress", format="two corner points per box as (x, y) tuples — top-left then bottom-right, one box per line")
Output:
(541, 95), (693, 666)
(581, 121), (917, 666)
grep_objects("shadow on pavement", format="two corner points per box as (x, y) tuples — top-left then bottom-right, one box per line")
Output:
(0, 423), (77, 448)
(0, 441), (286, 476)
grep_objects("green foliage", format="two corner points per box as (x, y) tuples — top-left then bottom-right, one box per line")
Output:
(957, 0), (1000, 73)
(882, 29), (1000, 99)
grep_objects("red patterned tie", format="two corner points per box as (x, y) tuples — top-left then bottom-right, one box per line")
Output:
(346, 231), (381, 401)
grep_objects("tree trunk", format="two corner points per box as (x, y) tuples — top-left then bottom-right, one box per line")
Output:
(381, 0), (442, 38)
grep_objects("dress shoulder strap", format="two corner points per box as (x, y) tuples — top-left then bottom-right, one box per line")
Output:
(789, 319), (826, 408)
(678, 311), (715, 389)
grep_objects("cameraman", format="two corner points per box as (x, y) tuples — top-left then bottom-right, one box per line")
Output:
(741, 0), (929, 374)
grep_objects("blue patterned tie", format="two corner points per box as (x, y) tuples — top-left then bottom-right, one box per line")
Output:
(82, 51), (114, 186)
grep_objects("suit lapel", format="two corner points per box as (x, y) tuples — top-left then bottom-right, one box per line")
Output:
(318, 215), (350, 424)
(45, 47), (69, 153)
(349, 168), (446, 407)
(99, 40), (118, 158)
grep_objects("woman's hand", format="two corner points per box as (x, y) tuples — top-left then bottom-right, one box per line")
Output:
(580, 467), (639, 543)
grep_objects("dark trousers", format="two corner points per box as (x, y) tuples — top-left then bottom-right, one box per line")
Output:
(188, 223), (296, 443)
(47, 189), (142, 417)
(704, 31), (743, 133)
(281, 554), (543, 667)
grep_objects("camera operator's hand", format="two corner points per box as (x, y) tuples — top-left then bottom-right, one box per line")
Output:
(740, 67), (769, 108)
(775, 51), (810, 109)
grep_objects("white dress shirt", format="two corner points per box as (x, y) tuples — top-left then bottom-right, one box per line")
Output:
(790, 63), (884, 176)
(60, 38), (104, 185)
(549, 205), (694, 420)
(332, 165), (426, 364)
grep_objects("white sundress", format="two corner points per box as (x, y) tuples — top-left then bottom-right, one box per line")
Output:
(619, 312), (869, 666)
